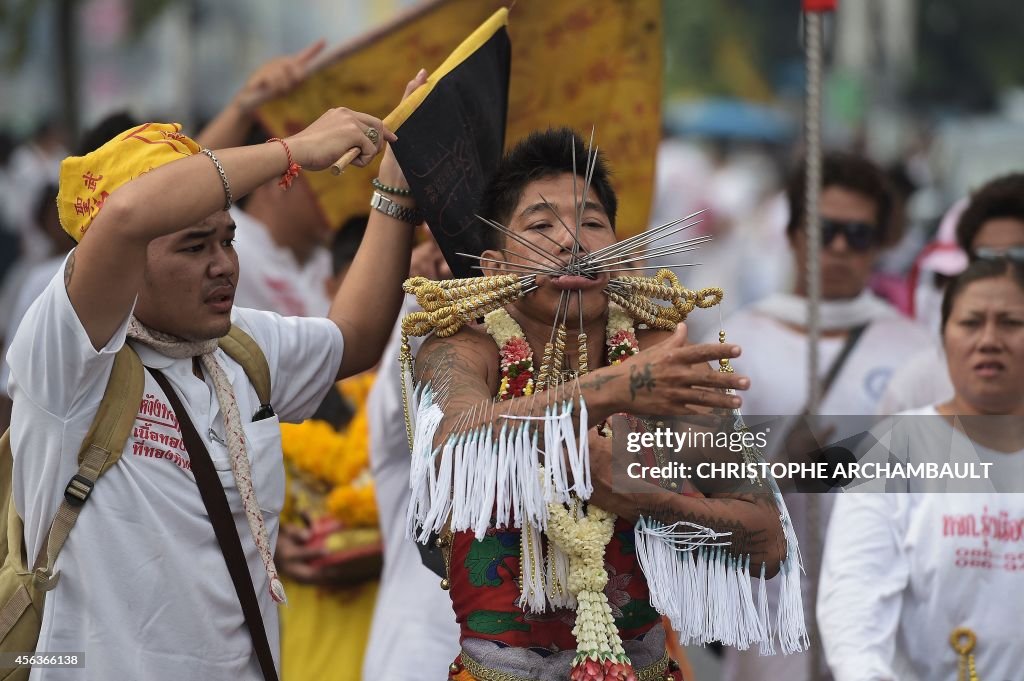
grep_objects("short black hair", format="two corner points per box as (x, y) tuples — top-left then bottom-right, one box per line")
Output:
(33, 181), (59, 227)
(330, 215), (368, 275)
(941, 257), (1024, 333)
(478, 127), (617, 253)
(955, 173), (1024, 254)
(785, 151), (900, 246)
(76, 111), (139, 155)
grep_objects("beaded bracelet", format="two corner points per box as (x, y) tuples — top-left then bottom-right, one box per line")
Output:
(371, 177), (412, 197)
(200, 148), (233, 211)
(267, 138), (302, 190)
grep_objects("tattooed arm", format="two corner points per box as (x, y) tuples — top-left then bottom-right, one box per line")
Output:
(415, 323), (750, 445)
(414, 328), (618, 445)
(640, 489), (784, 576)
(586, 426), (786, 576)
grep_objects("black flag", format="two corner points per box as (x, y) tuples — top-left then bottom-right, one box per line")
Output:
(390, 9), (511, 278)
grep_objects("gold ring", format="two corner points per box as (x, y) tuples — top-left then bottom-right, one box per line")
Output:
(365, 127), (380, 145)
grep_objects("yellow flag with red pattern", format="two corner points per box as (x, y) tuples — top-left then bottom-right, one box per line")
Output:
(256, 0), (662, 240)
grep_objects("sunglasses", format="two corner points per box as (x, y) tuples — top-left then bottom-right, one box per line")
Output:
(819, 219), (879, 252)
(973, 246), (1024, 262)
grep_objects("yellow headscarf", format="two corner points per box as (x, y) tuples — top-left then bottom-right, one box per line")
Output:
(56, 122), (201, 242)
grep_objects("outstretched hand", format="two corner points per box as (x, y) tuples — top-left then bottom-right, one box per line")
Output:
(235, 39), (326, 113)
(612, 323), (750, 416)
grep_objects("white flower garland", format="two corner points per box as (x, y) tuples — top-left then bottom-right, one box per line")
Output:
(483, 307), (523, 347)
(547, 501), (631, 668)
(483, 305), (638, 673)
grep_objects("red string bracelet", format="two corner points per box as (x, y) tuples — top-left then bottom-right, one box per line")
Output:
(267, 137), (301, 190)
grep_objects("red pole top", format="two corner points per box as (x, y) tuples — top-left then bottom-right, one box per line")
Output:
(803, 0), (837, 11)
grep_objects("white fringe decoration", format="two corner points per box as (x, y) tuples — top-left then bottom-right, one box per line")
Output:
(576, 397), (592, 496)
(774, 490), (809, 654)
(634, 515), (807, 653)
(406, 386), (443, 541)
(494, 423), (512, 527)
(518, 522), (547, 613)
(405, 384), (596, 611)
(633, 402), (810, 656)
(757, 560), (774, 655)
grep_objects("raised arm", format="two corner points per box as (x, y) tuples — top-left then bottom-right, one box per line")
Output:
(329, 70), (427, 378)
(196, 40), (325, 150)
(414, 323), (750, 446)
(70, 109), (390, 349)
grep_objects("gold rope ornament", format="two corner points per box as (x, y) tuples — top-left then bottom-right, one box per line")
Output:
(950, 627), (981, 681)
(398, 273), (529, 449)
(606, 269), (722, 331)
(396, 268), (725, 449)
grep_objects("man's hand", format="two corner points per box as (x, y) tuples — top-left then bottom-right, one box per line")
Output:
(598, 323), (750, 417)
(234, 40), (326, 114)
(275, 522), (328, 584)
(284, 107), (396, 170)
(376, 68), (429, 190)
(585, 425), (785, 573)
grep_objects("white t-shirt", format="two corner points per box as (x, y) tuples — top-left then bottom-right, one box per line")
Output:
(712, 304), (936, 681)
(709, 308), (935, 417)
(855, 406), (1024, 493)
(820, 414), (1024, 681)
(876, 346), (954, 416)
(231, 207), (332, 318)
(362, 298), (461, 681)
(1, 254), (65, 398)
(6, 257), (344, 680)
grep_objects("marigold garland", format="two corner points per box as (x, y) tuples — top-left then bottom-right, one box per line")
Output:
(280, 372), (378, 529)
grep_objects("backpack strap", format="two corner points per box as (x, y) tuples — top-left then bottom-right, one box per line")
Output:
(219, 325), (273, 419)
(29, 325), (270, 589)
(0, 430), (17, 563)
(30, 346), (144, 590)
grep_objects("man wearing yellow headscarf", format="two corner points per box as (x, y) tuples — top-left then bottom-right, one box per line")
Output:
(6, 97), (420, 681)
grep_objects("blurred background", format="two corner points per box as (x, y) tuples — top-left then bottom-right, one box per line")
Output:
(4, 0), (1024, 303)
(2, 3), (1024, 679)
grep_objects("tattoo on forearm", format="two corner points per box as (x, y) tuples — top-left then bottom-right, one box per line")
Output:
(64, 252), (76, 287)
(581, 373), (617, 392)
(637, 495), (776, 557)
(629, 363), (655, 401)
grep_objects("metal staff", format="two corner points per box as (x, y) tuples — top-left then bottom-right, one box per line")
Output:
(804, 0), (835, 416)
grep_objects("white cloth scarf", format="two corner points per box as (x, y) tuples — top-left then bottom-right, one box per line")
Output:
(751, 290), (899, 332)
(127, 318), (286, 604)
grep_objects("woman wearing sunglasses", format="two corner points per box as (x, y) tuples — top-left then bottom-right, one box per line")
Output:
(819, 257), (1024, 681)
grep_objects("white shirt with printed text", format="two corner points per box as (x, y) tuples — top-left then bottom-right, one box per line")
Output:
(6, 256), (343, 680)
